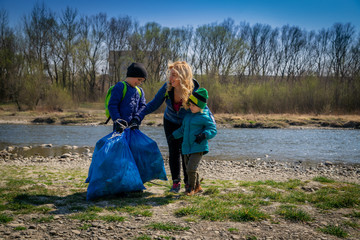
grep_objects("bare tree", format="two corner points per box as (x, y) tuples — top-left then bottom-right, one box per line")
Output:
(277, 25), (306, 80)
(309, 28), (331, 77)
(23, 3), (55, 68)
(128, 22), (172, 82)
(349, 34), (360, 77)
(329, 23), (355, 79)
(54, 6), (79, 94)
(20, 3), (56, 109)
(0, 9), (20, 101)
(168, 26), (193, 62)
(78, 13), (108, 101)
(106, 16), (133, 85)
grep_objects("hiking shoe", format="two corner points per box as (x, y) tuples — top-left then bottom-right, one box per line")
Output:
(170, 182), (181, 193)
(194, 184), (203, 194)
(186, 189), (195, 196)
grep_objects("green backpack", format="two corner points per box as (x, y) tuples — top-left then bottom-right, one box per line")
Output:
(104, 81), (141, 124)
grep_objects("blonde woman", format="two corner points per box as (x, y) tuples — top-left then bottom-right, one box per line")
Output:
(136, 61), (210, 193)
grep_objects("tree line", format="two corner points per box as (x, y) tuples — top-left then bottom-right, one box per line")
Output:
(0, 3), (359, 113)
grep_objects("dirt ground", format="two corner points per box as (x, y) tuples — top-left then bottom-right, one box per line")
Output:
(0, 152), (359, 240)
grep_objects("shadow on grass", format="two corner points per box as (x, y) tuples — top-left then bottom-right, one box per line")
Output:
(8, 190), (174, 216)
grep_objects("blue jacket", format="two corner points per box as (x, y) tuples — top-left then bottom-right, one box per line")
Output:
(108, 81), (146, 123)
(137, 79), (201, 125)
(172, 108), (217, 155)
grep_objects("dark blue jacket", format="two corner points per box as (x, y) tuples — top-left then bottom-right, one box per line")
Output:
(108, 81), (146, 123)
(138, 79), (205, 125)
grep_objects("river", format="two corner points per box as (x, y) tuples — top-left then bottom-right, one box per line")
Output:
(0, 124), (359, 164)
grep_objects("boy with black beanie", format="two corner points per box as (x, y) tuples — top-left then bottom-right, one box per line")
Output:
(108, 62), (148, 132)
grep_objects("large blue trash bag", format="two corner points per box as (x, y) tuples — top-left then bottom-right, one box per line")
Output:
(126, 129), (167, 183)
(85, 132), (113, 184)
(86, 130), (145, 200)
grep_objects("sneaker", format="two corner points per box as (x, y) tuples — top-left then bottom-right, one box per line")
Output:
(194, 184), (203, 194)
(170, 182), (181, 193)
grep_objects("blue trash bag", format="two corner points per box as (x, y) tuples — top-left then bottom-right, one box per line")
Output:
(85, 132), (113, 184)
(126, 129), (167, 183)
(86, 131), (145, 200)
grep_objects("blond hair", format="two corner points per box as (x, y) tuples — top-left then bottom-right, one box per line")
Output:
(166, 61), (194, 109)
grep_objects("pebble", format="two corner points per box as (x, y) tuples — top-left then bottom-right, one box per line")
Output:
(61, 153), (71, 158)
(71, 230), (81, 235)
(6, 146), (15, 151)
(41, 144), (53, 148)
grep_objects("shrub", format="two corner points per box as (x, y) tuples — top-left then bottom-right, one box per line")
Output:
(42, 85), (73, 111)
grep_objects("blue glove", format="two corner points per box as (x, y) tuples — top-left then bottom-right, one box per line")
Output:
(194, 133), (206, 144)
(114, 119), (128, 133)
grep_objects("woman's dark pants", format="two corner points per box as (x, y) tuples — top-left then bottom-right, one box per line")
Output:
(163, 118), (187, 184)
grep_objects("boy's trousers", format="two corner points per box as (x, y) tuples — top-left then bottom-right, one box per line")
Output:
(184, 152), (203, 189)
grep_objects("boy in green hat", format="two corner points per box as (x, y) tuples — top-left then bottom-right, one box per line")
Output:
(170, 88), (217, 195)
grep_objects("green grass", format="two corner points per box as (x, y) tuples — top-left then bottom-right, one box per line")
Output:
(175, 195), (268, 222)
(99, 215), (125, 222)
(238, 179), (303, 190)
(147, 222), (190, 231)
(229, 207), (268, 222)
(228, 227), (239, 232)
(86, 205), (103, 213)
(14, 226), (27, 231)
(174, 206), (196, 217)
(313, 176), (335, 183)
(4, 202), (52, 214)
(342, 220), (359, 228)
(203, 186), (220, 195)
(281, 190), (307, 204)
(135, 235), (152, 240)
(277, 205), (312, 222)
(69, 212), (98, 221)
(349, 211), (360, 218)
(245, 236), (257, 240)
(1, 163), (360, 239)
(106, 204), (153, 217)
(318, 225), (348, 238)
(78, 223), (92, 230)
(32, 215), (54, 223)
(0, 213), (13, 223)
(308, 184), (360, 209)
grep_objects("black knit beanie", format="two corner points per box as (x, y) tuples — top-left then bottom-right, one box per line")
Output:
(126, 62), (148, 79)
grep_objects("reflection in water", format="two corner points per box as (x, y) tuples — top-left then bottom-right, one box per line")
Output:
(0, 124), (359, 163)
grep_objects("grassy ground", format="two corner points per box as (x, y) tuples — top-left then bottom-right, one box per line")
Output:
(0, 164), (359, 239)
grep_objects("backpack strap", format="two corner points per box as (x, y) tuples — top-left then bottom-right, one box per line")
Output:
(121, 81), (127, 100)
(123, 81), (142, 98)
(104, 81), (142, 124)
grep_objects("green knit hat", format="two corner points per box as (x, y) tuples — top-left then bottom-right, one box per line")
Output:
(188, 88), (208, 109)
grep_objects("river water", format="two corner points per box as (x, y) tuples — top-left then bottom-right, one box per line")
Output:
(0, 124), (359, 164)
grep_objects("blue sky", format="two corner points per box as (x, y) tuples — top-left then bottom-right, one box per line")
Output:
(1, 0), (360, 31)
